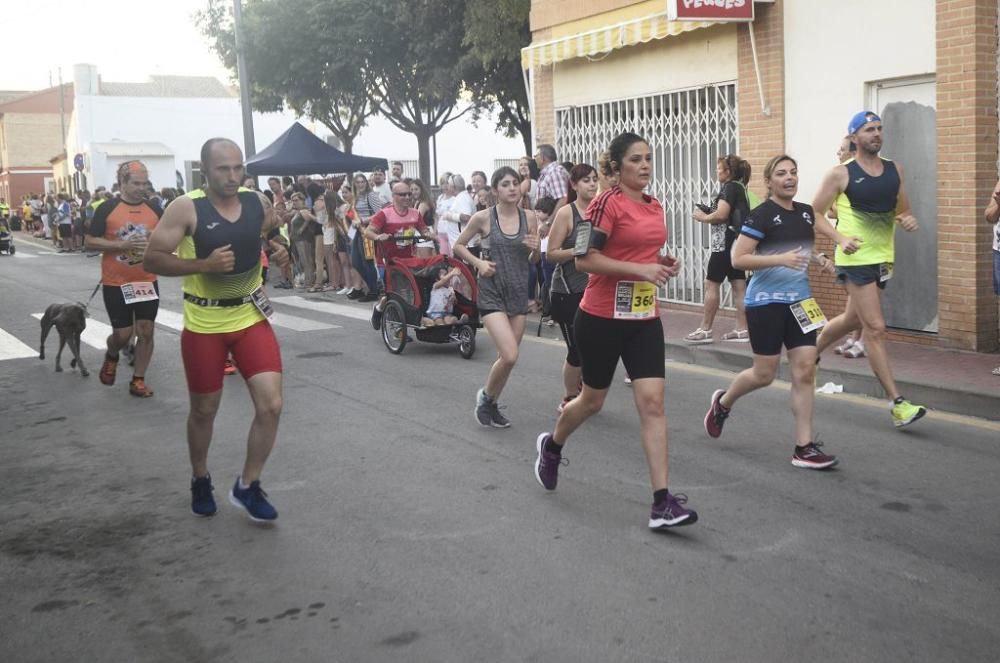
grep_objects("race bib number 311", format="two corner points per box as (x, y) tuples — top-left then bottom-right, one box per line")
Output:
(614, 281), (657, 320)
(121, 281), (158, 305)
(790, 297), (826, 333)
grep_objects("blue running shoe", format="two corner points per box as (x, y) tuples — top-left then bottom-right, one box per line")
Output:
(229, 477), (278, 522)
(191, 474), (217, 517)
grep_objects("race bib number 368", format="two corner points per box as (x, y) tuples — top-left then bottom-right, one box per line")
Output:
(614, 281), (657, 320)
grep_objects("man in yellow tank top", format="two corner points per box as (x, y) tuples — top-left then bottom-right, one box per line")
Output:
(811, 111), (927, 429)
(145, 138), (290, 522)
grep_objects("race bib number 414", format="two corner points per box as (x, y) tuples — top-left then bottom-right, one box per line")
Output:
(121, 281), (158, 305)
(614, 281), (657, 320)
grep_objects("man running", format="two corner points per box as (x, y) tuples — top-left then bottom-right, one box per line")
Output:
(812, 111), (927, 428)
(144, 138), (290, 522)
(85, 160), (161, 398)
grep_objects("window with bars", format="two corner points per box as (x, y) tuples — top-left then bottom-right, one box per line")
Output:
(556, 83), (739, 307)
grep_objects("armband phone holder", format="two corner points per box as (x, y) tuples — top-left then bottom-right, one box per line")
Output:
(573, 222), (606, 256)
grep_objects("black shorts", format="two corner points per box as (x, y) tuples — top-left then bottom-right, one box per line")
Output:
(835, 264), (888, 290)
(59, 222), (73, 238)
(746, 304), (816, 356)
(550, 291), (583, 367)
(102, 282), (160, 330)
(574, 309), (665, 389)
(706, 249), (746, 283)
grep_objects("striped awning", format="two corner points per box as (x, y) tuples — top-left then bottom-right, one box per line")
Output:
(521, 13), (717, 69)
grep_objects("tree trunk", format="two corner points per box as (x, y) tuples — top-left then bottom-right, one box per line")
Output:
(520, 123), (533, 158)
(416, 130), (433, 184)
(340, 134), (354, 154)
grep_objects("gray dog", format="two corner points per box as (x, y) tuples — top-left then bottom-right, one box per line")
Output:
(39, 303), (89, 377)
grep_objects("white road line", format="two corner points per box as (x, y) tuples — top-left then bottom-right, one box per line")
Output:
(32, 313), (111, 351)
(271, 295), (372, 322)
(153, 308), (185, 332)
(0, 327), (37, 360)
(12, 253), (37, 259)
(154, 306), (338, 332)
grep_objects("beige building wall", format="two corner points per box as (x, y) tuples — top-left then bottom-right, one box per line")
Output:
(1, 113), (63, 167)
(783, 0), (936, 201)
(552, 24), (738, 108)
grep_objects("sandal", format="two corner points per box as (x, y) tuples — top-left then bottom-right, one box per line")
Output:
(129, 377), (154, 398)
(99, 353), (119, 386)
(992, 366), (1000, 376)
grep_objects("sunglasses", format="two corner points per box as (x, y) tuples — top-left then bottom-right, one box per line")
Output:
(393, 192), (412, 197)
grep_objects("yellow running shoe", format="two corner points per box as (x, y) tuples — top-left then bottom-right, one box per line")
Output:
(891, 399), (927, 428)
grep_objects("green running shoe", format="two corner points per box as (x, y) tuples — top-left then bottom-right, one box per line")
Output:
(891, 399), (927, 428)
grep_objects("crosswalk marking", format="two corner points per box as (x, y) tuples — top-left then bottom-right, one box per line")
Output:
(153, 306), (338, 332)
(0, 327), (37, 360)
(271, 295), (373, 322)
(31, 313), (111, 351)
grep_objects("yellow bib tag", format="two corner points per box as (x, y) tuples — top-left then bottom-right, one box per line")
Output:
(790, 297), (826, 333)
(614, 281), (657, 320)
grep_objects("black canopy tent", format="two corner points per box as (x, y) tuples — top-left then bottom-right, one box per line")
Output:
(245, 123), (388, 176)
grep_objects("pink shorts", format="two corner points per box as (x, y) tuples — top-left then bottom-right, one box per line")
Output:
(181, 320), (282, 393)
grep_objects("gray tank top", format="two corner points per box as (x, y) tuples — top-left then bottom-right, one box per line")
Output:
(550, 204), (590, 295)
(477, 206), (531, 315)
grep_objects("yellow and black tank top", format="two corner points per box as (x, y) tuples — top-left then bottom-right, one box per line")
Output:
(180, 189), (265, 333)
(834, 158), (900, 266)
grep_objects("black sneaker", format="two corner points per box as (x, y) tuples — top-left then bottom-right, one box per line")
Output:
(191, 474), (217, 517)
(347, 289), (363, 300)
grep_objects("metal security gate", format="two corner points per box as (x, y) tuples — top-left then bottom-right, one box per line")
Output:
(556, 83), (738, 306)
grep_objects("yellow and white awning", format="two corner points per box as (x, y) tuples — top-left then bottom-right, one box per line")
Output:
(521, 13), (717, 69)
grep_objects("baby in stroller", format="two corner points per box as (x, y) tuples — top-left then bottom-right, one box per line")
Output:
(421, 265), (470, 327)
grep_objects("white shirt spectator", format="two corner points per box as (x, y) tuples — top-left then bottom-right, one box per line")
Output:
(447, 190), (478, 247)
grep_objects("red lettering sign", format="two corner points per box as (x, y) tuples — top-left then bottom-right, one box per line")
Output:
(668, 0), (755, 22)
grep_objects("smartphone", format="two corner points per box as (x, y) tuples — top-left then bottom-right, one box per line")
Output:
(696, 203), (712, 214)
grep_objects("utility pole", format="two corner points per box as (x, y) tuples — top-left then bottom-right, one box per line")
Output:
(232, 0), (256, 158)
(57, 67), (67, 193)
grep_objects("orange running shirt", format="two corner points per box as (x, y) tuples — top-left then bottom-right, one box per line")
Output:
(88, 198), (162, 286)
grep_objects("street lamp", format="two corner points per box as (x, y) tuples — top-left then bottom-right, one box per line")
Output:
(233, 0), (256, 158)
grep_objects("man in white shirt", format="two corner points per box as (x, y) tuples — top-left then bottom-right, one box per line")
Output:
(372, 168), (392, 201)
(440, 173), (479, 254)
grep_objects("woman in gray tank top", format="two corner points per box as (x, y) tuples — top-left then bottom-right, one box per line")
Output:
(453, 167), (542, 429)
(546, 163), (598, 412)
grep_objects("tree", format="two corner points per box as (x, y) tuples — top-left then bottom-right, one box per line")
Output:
(199, 0), (372, 153)
(349, 0), (484, 181)
(462, 0), (533, 156)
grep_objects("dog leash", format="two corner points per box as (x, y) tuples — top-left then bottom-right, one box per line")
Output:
(83, 280), (102, 308)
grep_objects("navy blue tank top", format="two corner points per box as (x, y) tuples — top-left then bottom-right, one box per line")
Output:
(191, 190), (264, 275)
(844, 159), (900, 214)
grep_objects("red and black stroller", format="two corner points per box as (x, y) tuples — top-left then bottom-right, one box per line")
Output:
(371, 235), (481, 358)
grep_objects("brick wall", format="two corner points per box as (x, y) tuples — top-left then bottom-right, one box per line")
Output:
(936, 0), (999, 351)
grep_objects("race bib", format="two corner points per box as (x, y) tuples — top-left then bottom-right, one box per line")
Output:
(120, 281), (158, 305)
(614, 281), (657, 320)
(250, 286), (274, 319)
(790, 297), (826, 333)
(879, 262), (894, 283)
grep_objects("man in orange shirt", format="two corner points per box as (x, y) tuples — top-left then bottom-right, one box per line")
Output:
(84, 160), (162, 397)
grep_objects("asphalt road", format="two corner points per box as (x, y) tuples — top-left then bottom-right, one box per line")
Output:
(2, 237), (999, 663)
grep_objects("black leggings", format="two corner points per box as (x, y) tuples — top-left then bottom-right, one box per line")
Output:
(574, 309), (665, 390)
(549, 291), (583, 367)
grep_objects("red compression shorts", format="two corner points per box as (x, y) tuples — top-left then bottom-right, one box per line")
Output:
(181, 320), (283, 394)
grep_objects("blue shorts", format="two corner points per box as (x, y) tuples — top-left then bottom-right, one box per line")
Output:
(993, 250), (1000, 296)
(835, 264), (888, 290)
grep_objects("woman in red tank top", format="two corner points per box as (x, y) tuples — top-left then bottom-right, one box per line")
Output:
(533, 132), (698, 530)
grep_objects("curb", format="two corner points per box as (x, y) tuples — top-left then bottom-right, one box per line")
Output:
(664, 340), (1000, 422)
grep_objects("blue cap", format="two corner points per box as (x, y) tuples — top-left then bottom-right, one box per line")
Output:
(848, 111), (881, 135)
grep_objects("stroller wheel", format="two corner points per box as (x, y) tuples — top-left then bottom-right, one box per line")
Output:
(381, 300), (407, 354)
(457, 325), (476, 359)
